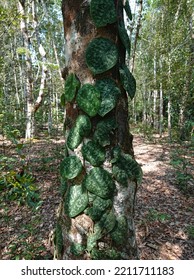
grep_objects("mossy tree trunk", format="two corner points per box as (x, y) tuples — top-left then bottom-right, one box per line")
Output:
(55, 0), (142, 260)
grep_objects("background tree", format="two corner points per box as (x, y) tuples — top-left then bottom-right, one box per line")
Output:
(0, 0), (64, 139)
(54, 0), (142, 260)
(131, 0), (194, 140)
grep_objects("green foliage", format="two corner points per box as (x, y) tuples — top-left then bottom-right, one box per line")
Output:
(110, 215), (128, 245)
(170, 147), (194, 195)
(93, 117), (117, 146)
(66, 127), (83, 150)
(112, 152), (143, 185)
(91, 248), (121, 260)
(90, 0), (117, 28)
(64, 184), (88, 218)
(0, 171), (42, 209)
(76, 115), (92, 137)
(59, 178), (68, 197)
(97, 210), (116, 234)
(60, 156), (82, 180)
(118, 21), (131, 56)
(95, 78), (121, 117)
(55, 223), (63, 256)
(83, 167), (116, 199)
(87, 230), (102, 252)
(66, 115), (92, 150)
(85, 37), (118, 74)
(16, 47), (31, 56)
(70, 242), (86, 256)
(146, 208), (171, 222)
(76, 84), (101, 117)
(119, 64), (136, 100)
(82, 141), (106, 166)
(112, 165), (128, 187)
(85, 196), (112, 221)
(62, 73), (80, 103)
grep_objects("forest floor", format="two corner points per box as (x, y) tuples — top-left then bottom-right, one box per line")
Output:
(0, 132), (194, 260)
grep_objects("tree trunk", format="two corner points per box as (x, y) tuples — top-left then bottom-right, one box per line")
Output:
(159, 57), (163, 137)
(18, 0), (35, 139)
(131, 0), (143, 73)
(54, 0), (141, 260)
(159, 81), (163, 137)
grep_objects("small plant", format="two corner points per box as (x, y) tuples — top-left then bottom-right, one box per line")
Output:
(170, 147), (194, 195)
(146, 208), (171, 222)
(0, 171), (42, 209)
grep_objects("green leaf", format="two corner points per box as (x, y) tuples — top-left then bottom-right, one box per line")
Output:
(64, 73), (80, 102)
(84, 196), (112, 221)
(112, 152), (143, 184)
(119, 64), (136, 100)
(70, 243), (86, 256)
(110, 215), (128, 245)
(84, 167), (115, 199)
(93, 117), (117, 147)
(118, 21), (131, 56)
(82, 141), (106, 166)
(85, 38), (118, 75)
(76, 84), (101, 117)
(55, 223), (63, 255)
(95, 78), (121, 117)
(112, 165), (128, 187)
(60, 93), (66, 106)
(66, 127), (82, 150)
(90, 0), (117, 28)
(75, 115), (92, 137)
(66, 115), (92, 150)
(60, 156), (82, 180)
(97, 210), (116, 234)
(64, 185), (88, 218)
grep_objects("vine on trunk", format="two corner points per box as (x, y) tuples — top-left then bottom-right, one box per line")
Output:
(56, 0), (142, 260)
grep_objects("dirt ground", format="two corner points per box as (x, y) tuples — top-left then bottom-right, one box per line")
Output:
(0, 133), (194, 259)
(133, 134), (194, 260)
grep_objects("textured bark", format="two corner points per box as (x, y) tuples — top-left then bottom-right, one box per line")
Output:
(56, 0), (139, 260)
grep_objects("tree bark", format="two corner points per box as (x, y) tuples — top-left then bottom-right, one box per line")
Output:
(54, 0), (140, 260)
(18, 0), (34, 139)
(131, 0), (143, 73)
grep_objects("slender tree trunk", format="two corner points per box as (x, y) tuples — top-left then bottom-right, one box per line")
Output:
(54, 0), (140, 260)
(153, 52), (158, 131)
(40, 0), (64, 84)
(167, 54), (172, 141)
(159, 81), (163, 137)
(131, 0), (143, 73)
(18, 0), (34, 139)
